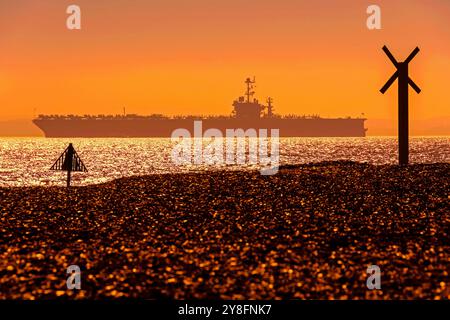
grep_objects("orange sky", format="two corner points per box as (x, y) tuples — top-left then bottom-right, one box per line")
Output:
(0, 0), (449, 135)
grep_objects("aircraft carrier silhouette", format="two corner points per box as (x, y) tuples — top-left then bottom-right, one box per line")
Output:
(33, 78), (367, 137)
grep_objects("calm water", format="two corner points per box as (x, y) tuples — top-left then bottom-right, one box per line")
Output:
(0, 137), (448, 187)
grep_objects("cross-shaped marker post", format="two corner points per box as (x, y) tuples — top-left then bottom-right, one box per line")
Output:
(380, 46), (421, 166)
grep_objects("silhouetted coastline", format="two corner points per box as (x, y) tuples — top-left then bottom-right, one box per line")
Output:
(0, 161), (449, 299)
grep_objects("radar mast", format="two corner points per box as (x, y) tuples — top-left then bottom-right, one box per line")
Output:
(245, 77), (256, 103)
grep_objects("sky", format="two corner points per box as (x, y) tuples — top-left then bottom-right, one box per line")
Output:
(0, 0), (449, 135)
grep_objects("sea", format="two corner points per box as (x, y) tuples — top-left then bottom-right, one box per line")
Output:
(0, 137), (448, 187)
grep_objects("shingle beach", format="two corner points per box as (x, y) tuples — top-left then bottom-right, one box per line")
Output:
(0, 162), (449, 299)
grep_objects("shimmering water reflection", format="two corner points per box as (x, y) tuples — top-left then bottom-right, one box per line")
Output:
(0, 137), (448, 186)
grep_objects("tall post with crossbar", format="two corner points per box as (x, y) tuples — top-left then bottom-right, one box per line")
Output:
(380, 46), (421, 166)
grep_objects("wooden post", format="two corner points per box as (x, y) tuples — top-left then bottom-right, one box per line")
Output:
(398, 62), (409, 165)
(50, 143), (88, 187)
(65, 143), (74, 187)
(67, 169), (71, 188)
(380, 46), (421, 166)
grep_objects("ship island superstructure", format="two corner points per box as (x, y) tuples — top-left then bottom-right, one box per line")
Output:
(33, 78), (367, 137)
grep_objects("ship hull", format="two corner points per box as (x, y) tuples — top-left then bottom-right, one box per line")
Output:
(33, 118), (367, 138)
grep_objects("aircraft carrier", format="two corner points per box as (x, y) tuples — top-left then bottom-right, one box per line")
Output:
(33, 78), (367, 137)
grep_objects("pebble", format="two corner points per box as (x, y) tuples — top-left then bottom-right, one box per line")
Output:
(0, 161), (449, 299)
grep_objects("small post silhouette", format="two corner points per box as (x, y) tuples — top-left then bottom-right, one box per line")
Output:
(380, 46), (421, 165)
(50, 143), (88, 187)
